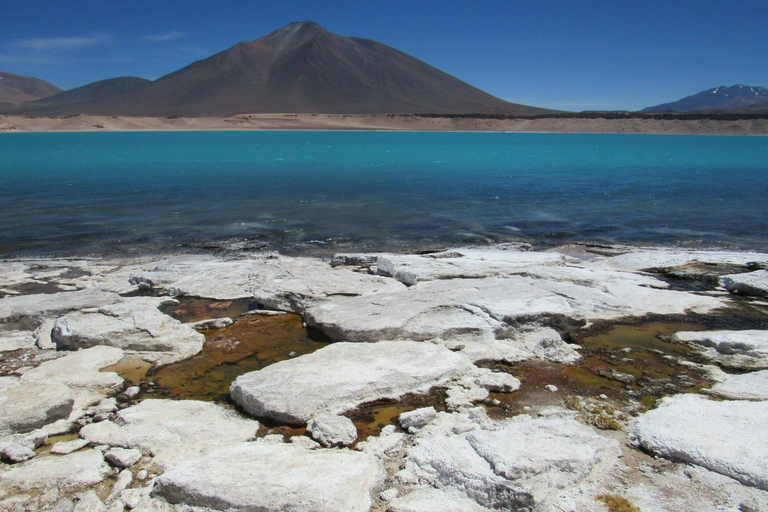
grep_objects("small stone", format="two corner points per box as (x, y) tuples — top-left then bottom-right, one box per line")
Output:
(399, 407), (437, 433)
(545, 384), (558, 392)
(135, 470), (148, 481)
(599, 394), (608, 400)
(93, 413), (111, 423)
(258, 434), (285, 444)
(1, 443), (36, 463)
(73, 490), (106, 512)
(289, 436), (321, 450)
(288, 351), (298, 357)
(51, 438), (90, 455)
(120, 488), (142, 509)
(107, 469), (133, 502)
(105, 447), (142, 468)
(94, 445), (109, 452)
(307, 415), (358, 447)
(380, 488), (399, 501)
(124, 386), (140, 399)
(189, 317), (234, 330)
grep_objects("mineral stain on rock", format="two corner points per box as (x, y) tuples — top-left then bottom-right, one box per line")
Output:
(482, 319), (713, 417)
(149, 313), (326, 401)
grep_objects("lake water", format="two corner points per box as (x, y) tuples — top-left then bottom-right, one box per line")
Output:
(1, 131), (767, 256)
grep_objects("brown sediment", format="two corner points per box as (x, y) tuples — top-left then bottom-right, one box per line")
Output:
(347, 389), (448, 443)
(482, 319), (714, 416)
(146, 313), (328, 401)
(103, 356), (153, 385)
(160, 297), (258, 323)
(34, 432), (82, 458)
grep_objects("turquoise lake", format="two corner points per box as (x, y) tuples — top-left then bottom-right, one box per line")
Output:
(1, 131), (767, 256)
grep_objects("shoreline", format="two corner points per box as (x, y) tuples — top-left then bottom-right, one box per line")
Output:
(1, 242), (768, 510)
(2, 113), (768, 135)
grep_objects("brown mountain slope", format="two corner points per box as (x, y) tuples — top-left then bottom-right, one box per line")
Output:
(0, 71), (61, 103)
(17, 22), (549, 117)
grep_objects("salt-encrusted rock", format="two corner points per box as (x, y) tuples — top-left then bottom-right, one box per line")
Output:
(306, 415), (357, 447)
(304, 268), (720, 362)
(721, 270), (768, 297)
(673, 330), (768, 369)
(399, 409), (620, 510)
(0, 450), (109, 492)
(0, 376), (75, 434)
(231, 341), (473, 424)
(123, 386), (140, 399)
(399, 407), (437, 433)
(289, 436), (321, 450)
(356, 425), (406, 460)
(0, 289), (121, 329)
(52, 298), (204, 365)
(105, 447), (142, 468)
(0, 330), (35, 352)
(446, 384), (489, 410)
(34, 317), (56, 350)
(706, 370), (768, 400)
(248, 255), (406, 312)
(373, 248), (564, 282)
(389, 488), (494, 512)
(464, 368), (521, 392)
(631, 393), (768, 490)
(73, 490), (106, 512)
(330, 254), (377, 268)
(50, 438), (90, 455)
(152, 442), (384, 512)
(189, 317), (233, 330)
(106, 469), (133, 503)
(79, 399), (260, 469)
(20, 346), (124, 410)
(1, 443), (36, 463)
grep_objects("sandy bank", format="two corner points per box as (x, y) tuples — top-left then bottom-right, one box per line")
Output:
(1, 113), (767, 135)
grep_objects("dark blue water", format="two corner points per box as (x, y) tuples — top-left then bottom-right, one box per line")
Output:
(1, 131), (767, 256)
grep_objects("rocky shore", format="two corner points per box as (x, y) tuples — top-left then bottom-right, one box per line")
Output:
(1, 243), (768, 511)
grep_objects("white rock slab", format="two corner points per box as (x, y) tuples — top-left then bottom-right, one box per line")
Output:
(50, 438), (90, 455)
(247, 255), (406, 312)
(0, 330), (35, 352)
(0, 450), (109, 492)
(52, 298), (204, 365)
(20, 346), (124, 410)
(230, 341), (474, 424)
(674, 330), (768, 369)
(706, 370), (768, 400)
(631, 393), (768, 490)
(0, 377), (74, 435)
(389, 488), (494, 512)
(0, 289), (121, 329)
(721, 270), (768, 297)
(105, 447), (142, 468)
(400, 409), (620, 510)
(79, 399), (260, 469)
(152, 442), (384, 512)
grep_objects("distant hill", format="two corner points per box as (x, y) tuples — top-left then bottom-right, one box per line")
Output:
(0, 71), (61, 103)
(642, 85), (768, 112)
(18, 77), (151, 115)
(29, 77), (150, 105)
(4, 22), (550, 117)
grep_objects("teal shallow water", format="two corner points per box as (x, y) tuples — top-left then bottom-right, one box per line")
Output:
(0, 131), (767, 255)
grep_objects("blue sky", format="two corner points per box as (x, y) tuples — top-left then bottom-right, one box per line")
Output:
(1, 0), (766, 111)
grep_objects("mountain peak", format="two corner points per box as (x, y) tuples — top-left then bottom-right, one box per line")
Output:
(2, 22), (550, 117)
(643, 84), (768, 112)
(263, 21), (328, 44)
